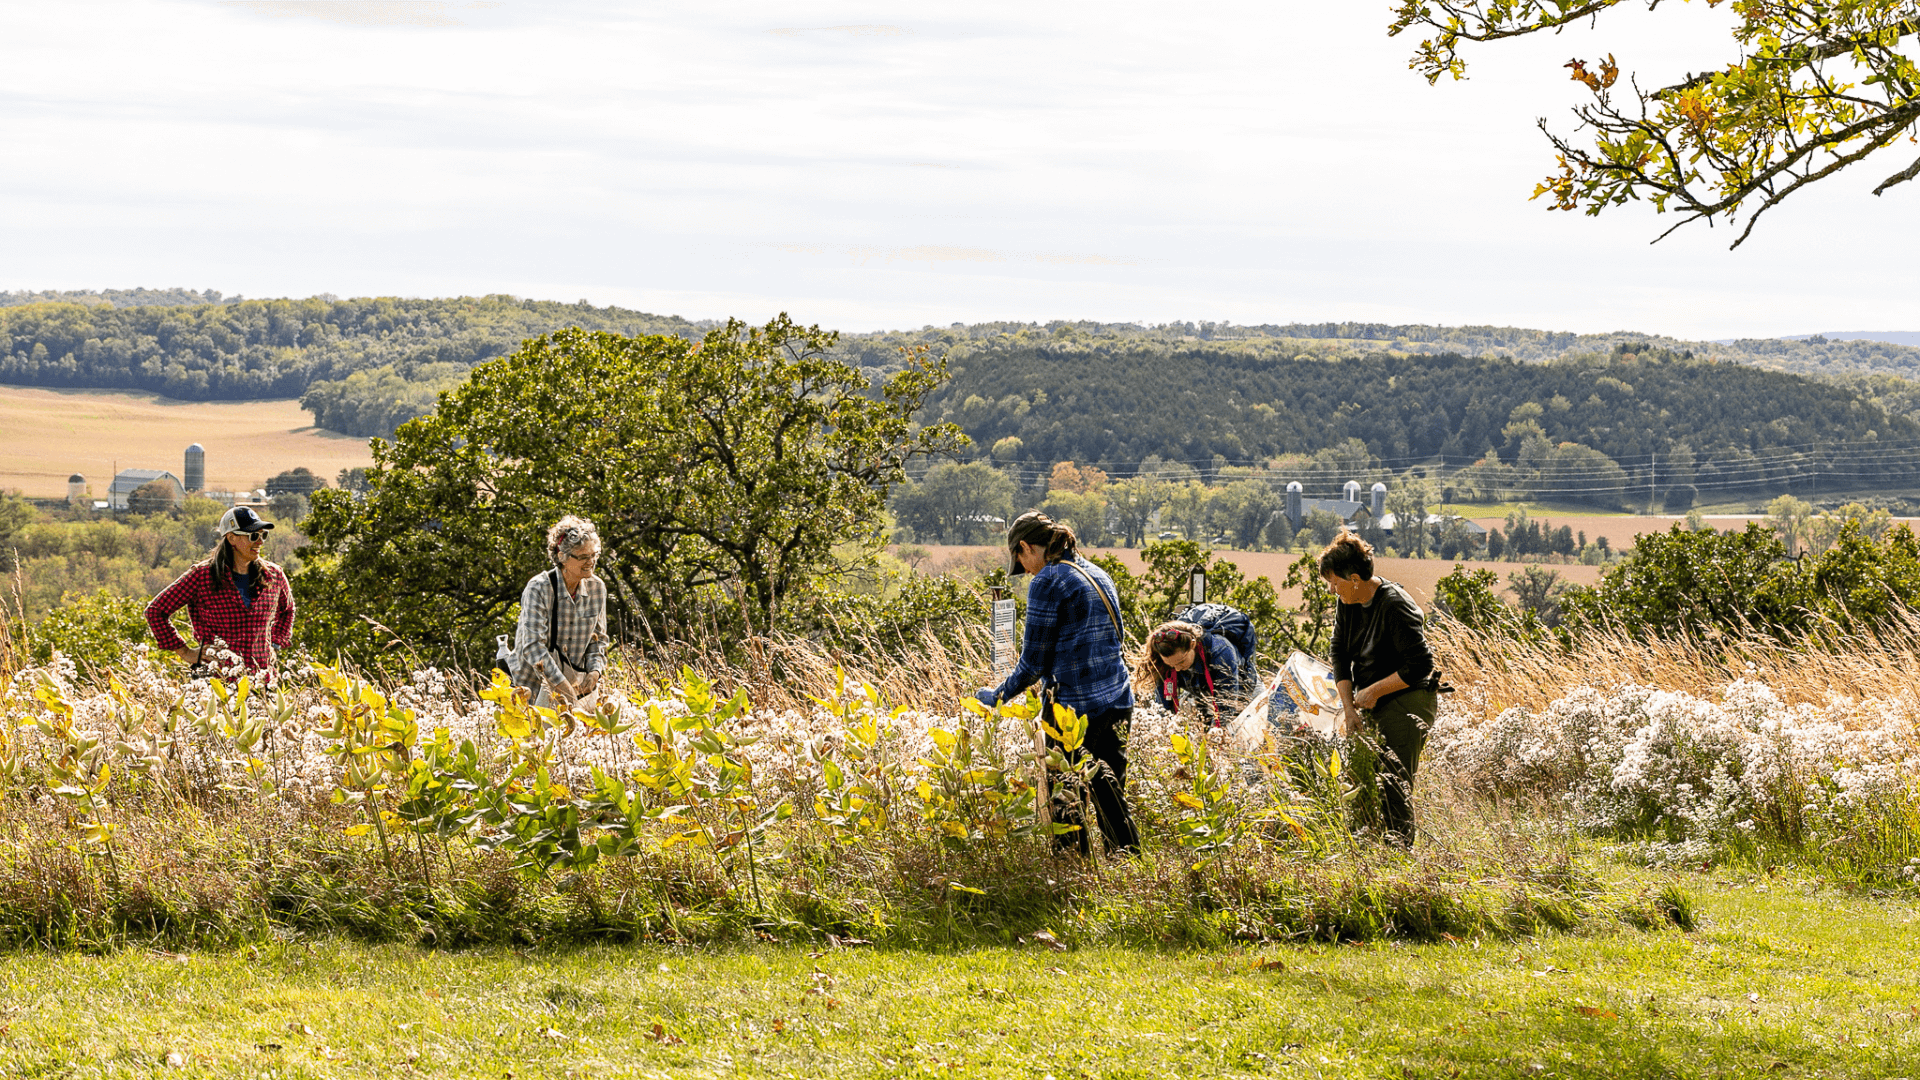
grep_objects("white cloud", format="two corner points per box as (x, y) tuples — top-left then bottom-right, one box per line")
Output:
(0, 0), (1911, 338)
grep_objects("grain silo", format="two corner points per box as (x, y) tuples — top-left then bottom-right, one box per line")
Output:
(67, 474), (86, 503)
(184, 444), (205, 492)
(1371, 482), (1387, 519)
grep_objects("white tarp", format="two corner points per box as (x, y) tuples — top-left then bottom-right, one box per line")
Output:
(1224, 649), (1341, 752)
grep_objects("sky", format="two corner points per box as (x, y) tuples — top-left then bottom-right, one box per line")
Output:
(1, 0), (1915, 340)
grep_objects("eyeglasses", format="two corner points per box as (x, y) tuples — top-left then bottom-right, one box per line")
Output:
(567, 550), (600, 563)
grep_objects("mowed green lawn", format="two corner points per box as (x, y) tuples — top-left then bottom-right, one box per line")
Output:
(2, 874), (1913, 1079)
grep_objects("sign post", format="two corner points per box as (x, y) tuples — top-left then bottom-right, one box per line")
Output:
(1189, 565), (1207, 606)
(991, 585), (1047, 829)
(990, 586), (1017, 684)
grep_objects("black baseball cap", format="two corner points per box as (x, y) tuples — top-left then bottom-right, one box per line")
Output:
(218, 505), (275, 535)
(1006, 510), (1053, 575)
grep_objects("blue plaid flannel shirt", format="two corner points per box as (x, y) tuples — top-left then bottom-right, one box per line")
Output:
(990, 556), (1133, 716)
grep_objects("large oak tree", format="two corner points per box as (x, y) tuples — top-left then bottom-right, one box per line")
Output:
(297, 316), (961, 666)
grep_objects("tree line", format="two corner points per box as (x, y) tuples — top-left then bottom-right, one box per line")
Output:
(910, 339), (1920, 500)
(0, 295), (710, 431)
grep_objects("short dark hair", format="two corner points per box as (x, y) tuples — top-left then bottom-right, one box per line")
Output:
(1318, 530), (1374, 580)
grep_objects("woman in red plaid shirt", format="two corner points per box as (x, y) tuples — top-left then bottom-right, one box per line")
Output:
(145, 505), (298, 677)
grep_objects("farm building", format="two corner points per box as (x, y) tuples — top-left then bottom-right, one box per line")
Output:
(108, 468), (185, 511)
(1283, 480), (1386, 530)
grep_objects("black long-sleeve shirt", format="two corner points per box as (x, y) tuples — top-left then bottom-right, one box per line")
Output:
(1330, 579), (1436, 699)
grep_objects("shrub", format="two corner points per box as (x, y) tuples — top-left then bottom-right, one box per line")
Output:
(23, 589), (151, 669)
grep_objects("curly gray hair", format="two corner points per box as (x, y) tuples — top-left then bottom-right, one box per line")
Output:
(546, 514), (602, 566)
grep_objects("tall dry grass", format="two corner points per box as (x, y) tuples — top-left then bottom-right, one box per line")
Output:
(1431, 613), (1920, 712)
(0, 606), (1702, 950)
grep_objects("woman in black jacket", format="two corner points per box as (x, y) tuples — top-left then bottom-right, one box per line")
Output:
(1321, 531), (1439, 846)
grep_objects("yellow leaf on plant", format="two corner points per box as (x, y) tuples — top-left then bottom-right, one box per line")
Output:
(1174, 792), (1205, 809)
(344, 823), (372, 837)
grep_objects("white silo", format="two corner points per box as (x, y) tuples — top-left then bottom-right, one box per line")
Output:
(1343, 479), (1361, 503)
(1371, 482), (1387, 519)
(1285, 481), (1303, 527)
(67, 473), (86, 503)
(184, 444), (205, 492)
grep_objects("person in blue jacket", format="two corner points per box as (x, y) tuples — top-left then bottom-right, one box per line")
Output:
(975, 510), (1138, 856)
(1137, 620), (1252, 729)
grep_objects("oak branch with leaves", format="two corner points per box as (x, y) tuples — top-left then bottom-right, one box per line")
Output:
(1390, 0), (1920, 246)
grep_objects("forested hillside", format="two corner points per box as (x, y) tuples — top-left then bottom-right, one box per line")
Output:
(4, 292), (1919, 458)
(0, 287), (237, 308)
(0, 295), (709, 433)
(919, 335), (1920, 488)
(838, 319), (1920, 380)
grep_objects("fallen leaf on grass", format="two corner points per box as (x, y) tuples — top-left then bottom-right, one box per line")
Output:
(1252, 958), (1286, 972)
(1025, 931), (1067, 952)
(164, 1051), (186, 1069)
(647, 1023), (685, 1046)
(1046, 966), (1067, 976)
(827, 933), (873, 948)
(538, 1027), (565, 1040)
(151, 950), (190, 964)
(771, 1019), (786, 1034)
(1576, 1006), (1619, 1020)
(256, 1042), (283, 1051)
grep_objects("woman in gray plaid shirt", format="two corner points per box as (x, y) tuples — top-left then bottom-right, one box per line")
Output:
(509, 515), (608, 707)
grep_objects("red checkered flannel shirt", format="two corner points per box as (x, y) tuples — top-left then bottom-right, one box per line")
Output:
(145, 560), (297, 673)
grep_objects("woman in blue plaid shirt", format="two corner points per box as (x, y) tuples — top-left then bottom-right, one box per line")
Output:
(977, 510), (1138, 856)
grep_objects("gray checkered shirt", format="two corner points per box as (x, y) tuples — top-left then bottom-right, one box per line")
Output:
(509, 569), (608, 692)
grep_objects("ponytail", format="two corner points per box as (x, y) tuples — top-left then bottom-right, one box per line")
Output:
(1006, 509), (1080, 569)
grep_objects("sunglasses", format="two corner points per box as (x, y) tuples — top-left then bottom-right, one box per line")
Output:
(232, 529), (268, 543)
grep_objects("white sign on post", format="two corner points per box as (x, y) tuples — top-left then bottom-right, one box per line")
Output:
(991, 598), (1018, 681)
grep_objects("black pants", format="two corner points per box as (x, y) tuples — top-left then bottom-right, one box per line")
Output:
(1369, 689), (1436, 846)
(1050, 704), (1140, 857)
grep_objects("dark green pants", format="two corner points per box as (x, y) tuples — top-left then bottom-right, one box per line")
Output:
(1368, 689), (1437, 845)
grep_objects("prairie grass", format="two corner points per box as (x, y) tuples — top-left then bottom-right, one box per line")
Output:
(4, 604), (1914, 953)
(1429, 614), (1920, 710)
(0, 616), (1692, 951)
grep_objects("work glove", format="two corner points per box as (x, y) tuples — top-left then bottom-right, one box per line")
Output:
(973, 688), (1000, 708)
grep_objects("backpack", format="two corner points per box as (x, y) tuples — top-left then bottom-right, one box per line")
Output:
(495, 569), (586, 682)
(1175, 602), (1257, 670)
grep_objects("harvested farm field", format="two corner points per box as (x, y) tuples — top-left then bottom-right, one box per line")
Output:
(0, 384), (376, 498)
